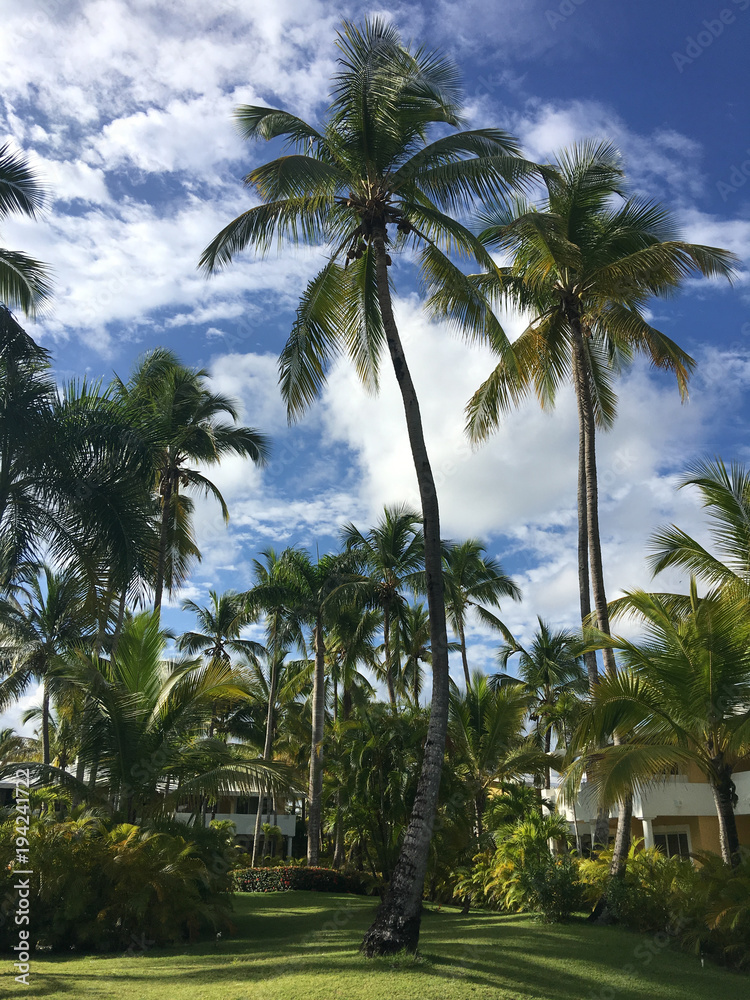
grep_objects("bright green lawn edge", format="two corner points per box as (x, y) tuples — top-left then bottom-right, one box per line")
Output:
(13, 892), (747, 1000)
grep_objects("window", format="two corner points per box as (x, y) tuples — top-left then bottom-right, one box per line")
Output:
(234, 796), (272, 815)
(654, 831), (690, 858)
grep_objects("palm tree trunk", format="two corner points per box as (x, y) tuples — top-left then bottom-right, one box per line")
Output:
(570, 324), (616, 677)
(383, 605), (396, 707)
(710, 764), (740, 866)
(307, 617), (326, 866)
(608, 796), (632, 876)
(41, 678), (51, 767)
(362, 231), (451, 957)
(573, 374), (598, 690)
(571, 326), (633, 871)
(153, 473), (173, 614)
(459, 622), (471, 691)
(333, 790), (344, 869)
(253, 655), (279, 867)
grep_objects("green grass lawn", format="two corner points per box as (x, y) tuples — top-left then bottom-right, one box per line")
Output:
(17, 892), (747, 1000)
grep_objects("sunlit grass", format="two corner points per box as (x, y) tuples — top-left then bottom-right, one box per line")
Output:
(25, 892), (747, 999)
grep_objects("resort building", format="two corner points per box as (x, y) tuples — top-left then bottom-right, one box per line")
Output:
(546, 762), (750, 857)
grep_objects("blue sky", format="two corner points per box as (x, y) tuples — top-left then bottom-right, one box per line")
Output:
(1, 0), (749, 721)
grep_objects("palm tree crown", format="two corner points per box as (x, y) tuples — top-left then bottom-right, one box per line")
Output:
(0, 143), (52, 315)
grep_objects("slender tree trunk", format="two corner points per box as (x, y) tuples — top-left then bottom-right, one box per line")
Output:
(710, 764), (741, 866)
(459, 622), (471, 691)
(307, 617), (326, 866)
(41, 678), (50, 767)
(333, 790), (344, 869)
(570, 324), (616, 676)
(362, 231), (451, 957)
(572, 366), (598, 689)
(111, 588), (127, 655)
(571, 325), (625, 858)
(253, 655), (278, 867)
(608, 796), (632, 876)
(383, 605), (396, 707)
(153, 472), (173, 614)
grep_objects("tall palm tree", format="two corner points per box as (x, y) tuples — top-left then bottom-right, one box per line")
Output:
(494, 617), (587, 787)
(114, 349), (270, 613)
(342, 505), (424, 708)
(0, 143), (52, 315)
(463, 141), (737, 689)
(442, 539), (520, 691)
(249, 547), (360, 865)
(570, 586), (750, 866)
(0, 565), (95, 765)
(201, 17), (536, 953)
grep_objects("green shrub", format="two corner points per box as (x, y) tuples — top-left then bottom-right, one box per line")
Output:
(0, 812), (235, 952)
(518, 854), (585, 923)
(579, 843), (694, 934)
(231, 866), (365, 894)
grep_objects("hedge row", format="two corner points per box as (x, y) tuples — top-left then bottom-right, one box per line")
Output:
(231, 866), (365, 894)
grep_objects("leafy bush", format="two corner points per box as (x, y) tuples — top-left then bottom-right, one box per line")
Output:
(455, 812), (582, 920)
(0, 812), (235, 951)
(579, 842), (693, 933)
(518, 854), (585, 923)
(231, 865), (365, 894)
(579, 842), (750, 968)
(677, 851), (750, 969)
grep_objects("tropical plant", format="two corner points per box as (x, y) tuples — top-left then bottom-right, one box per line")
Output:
(448, 671), (533, 843)
(462, 140), (737, 689)
(442, 539), (520, 690)
(649, 457), (750, 597)
(0, 565), (95, 765)
(201, 17), (536, 953)
(249, 547), (360, 865)
(569, 585), (750, 866)
(342, 505), (423, 707)
(5, 612), (292, 821)
(494, 617), (587, 786)
(0, 142), (52, 315)
(113, 349), (269, 612)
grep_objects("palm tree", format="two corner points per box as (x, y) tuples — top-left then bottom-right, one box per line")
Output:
(494, 617), (587, 787)
(570, 586), (750, 866)
(0, 565), (95, 765)
(0, 142), (52, 315)
(463, 141), (737, 689)
(179, 589), (265, 740)
(0, 308), (55, 585)
(342, 505), (424, 707)
(249, 547), (360, 865)
(442, 539), (520, 691)
(326, 604), (378, 721)
(12, 612), (293, 820)
(398, 602), (432, 707)
(649, 457), (750, 596)
(114, 349), (269, 613)
(448, 672), (533, 843)
(201, 18), (536, 953)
